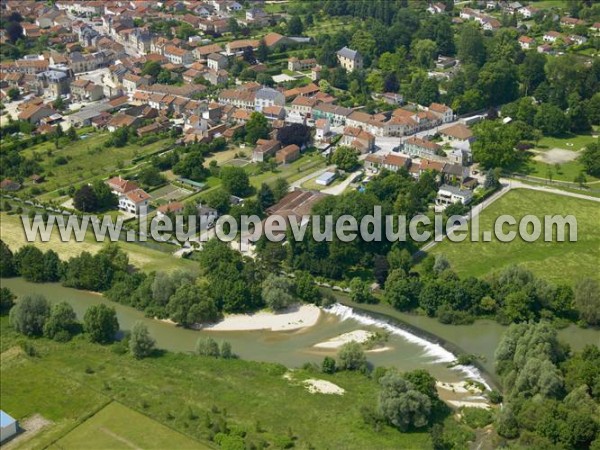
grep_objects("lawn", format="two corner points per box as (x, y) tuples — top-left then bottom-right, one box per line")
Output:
(51, 402), (209, 450)
(247, 153), (327, 188)
(0, 212), (197, 274)
(0, 317), (433, 450)
(21, 131), (174, 199)
(523, 156), (597, 182)
(427, 189), (600, 285)
(535, 132), (598, 152)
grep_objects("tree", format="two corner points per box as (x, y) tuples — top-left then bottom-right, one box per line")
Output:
(6, 22), (23, 44)
(73, 185), (98, 212)
(349, 278), (375, 304)
(287, 16), (304, 35)
(471, 121), (521, 169)
(43, 302), (78, 341)
(166, 284), (219, 327)
(245, 112), (270, 144)
(14, 245), (45, 282)
(67, 126), (78, 141)
(580, 142), (600, 178)
(129, 321), (155, 359)
(534, 104), (569, 136)
(387, 247), (412, 273)
(43, 250), (62, 282)
(574, 278), (600, 326)
(457, 23), (486, 67)
(256, 38), (269, 62)
(411, 39), (437, 69)
(1, 240), (16, 278)
(276, 124), (311, 147)
(262, 274), (294, 311)
(9, 294), (51, 336)
(196, 336), (220, 357)
(377, 370), (432, 431)
(7, 88), (19, 101)
(204, 188), (231, 214)
(228, 17), (240, 37)
(53, 96), (65, 111)
(0, 288), (16, 315)
(138, 166), (165, 187)
(384, 269), (420, 311)
(520, 52), (547, 95)
(173, 151), (208, 182)
(220, 341), (233, 359)
(257, 183), (275, 211)
(483, 169), (500, 190)
(220, 166), (251, 197)
(92, 180), (118, 210)
(383, 72), (399, 93)
(337, 341), (367, 371)
(141, 60), (162, 78)
(271, 178), (289, 202)
(322, 356), (336, 374)
(83, 304), (119, 344)
(332, 146), (359, 171)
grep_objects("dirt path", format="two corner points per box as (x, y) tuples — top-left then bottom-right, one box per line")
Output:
(100, 427), (143, 450)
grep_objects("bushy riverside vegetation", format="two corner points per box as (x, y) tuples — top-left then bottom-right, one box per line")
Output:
(493, 322), (600, 448)
(0, 291), (475, 449)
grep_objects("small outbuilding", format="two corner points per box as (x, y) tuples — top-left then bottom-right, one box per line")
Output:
(0, 410), (17, 443)
(315, 171), (337, 186)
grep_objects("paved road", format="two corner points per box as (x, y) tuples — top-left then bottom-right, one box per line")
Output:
(322, 170), (362, 195)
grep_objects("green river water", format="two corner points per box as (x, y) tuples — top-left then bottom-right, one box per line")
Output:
(3, 278), (598, 388)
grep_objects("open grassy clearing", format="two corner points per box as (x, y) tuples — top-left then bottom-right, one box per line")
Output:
(21, 131), (174, 198)
(427, 189), (600, 285)
(523, 156), (598, 182)
(246, 153), (327, 188)
(51, 402), (209, 450)
(535, 132), (598, 152)
(0, 212), (197, 274)
(0, 317), (432, 450)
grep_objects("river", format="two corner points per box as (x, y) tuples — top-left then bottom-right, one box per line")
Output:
(3, 278), (598, 390)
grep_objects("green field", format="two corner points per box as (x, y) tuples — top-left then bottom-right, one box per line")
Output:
(524, 156), (597, 182)
(0, 317), (432, 450)
(20, 131), (173, 198)
(428, 189), (600, 285)
(0, 213), (197, 274)
(246, 153), (327, 188)
(535, 132), (598, 152)
(52, 402), (209, 450)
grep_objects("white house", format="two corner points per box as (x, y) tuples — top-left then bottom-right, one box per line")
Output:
(315, 118), (330, 141)
(254, 87), (285, 112)
(120, 188), (151, 215)
(0, 411), (17, 444)
(436, 184), (473, 208)
(336, 47), (363, 72)
(207, 53), (228, 71)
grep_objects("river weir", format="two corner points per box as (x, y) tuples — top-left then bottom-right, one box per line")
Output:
(325, 303), (492, 390)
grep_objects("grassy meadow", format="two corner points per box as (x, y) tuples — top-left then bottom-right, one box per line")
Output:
(428, 189), (600, 285)
(0, 317), (433, 450)
(0, 212), (197, 274)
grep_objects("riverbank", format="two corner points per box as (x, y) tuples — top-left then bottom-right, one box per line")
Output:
(203, 304), (321, 331)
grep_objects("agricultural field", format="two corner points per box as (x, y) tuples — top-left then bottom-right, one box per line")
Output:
(0, 212), (197, 274)
(428, 189), (600, 285)
(0, 317), (431, 450)
(51, 402), (208, 450)
(20, 131), (174, 199)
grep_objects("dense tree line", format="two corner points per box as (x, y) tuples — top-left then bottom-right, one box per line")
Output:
(284, 168), (437, 279)
(494, 323), (599, 448)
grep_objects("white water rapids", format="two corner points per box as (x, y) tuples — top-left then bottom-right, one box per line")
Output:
(325, 303), (492, 390)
